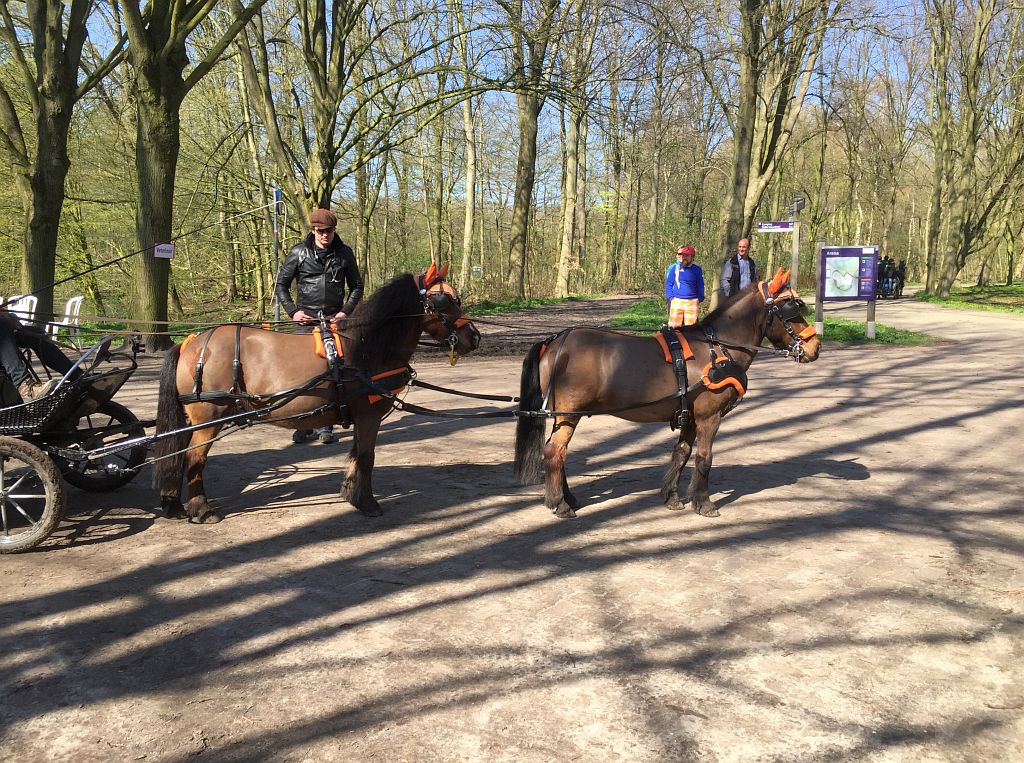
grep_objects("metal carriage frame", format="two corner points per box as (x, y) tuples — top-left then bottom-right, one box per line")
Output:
(0, 338), (150, 553)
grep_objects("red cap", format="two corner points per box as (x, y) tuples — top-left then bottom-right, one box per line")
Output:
(676, 246), (696, 256)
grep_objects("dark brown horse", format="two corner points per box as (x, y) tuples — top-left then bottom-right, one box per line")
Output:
(514, 269), (821, 518)
(153, 264), (480, 522)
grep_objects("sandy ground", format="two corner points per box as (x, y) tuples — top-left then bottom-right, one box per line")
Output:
(1, 295), (1022, 761)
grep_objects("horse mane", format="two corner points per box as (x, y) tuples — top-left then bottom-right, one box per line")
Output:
(701, 283), (760, 325)
(346, 273), (423, 368)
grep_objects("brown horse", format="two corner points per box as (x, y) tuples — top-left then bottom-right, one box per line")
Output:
(153, 264), (480, 522)
(514, 269), (821, 518)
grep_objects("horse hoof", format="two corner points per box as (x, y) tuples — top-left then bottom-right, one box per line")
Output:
(357, 503), (382, 517)
(694, 503), (720, 518)
(666, 500), (687, 512)
(191, 512), (222, 524)
(184, 498), (220, 524)
(161, 497), (186, 520)
(553, 503), (577, 518)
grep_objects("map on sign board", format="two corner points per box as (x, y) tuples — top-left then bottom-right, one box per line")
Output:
(820, 246), (878, 301)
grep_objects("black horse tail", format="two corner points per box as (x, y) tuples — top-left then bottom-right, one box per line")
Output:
(152, 343), (189, 496)
(514, 339), (548, 484)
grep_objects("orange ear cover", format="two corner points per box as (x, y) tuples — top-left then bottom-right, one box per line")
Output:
(769, 268), (789, 294)
(437, 262), (450, 279)
(424, 262), (437, 285)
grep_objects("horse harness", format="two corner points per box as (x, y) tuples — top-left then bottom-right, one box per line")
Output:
(418, 273), (474, 365)
(177, 322), (410, 427)
(654, 326), (747, 427)
(759, 280), (817, 360)
(176, 270), (472, 422)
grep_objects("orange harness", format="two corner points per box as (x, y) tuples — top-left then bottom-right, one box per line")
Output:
(653, 329), (694, 362)
(312, 324), (344, 360)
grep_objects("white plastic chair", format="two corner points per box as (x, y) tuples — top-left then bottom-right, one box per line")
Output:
(8, 294), (38, 323)
(47, 295), (85, 349)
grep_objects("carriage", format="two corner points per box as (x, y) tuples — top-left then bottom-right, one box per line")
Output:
(0, 337), (149, 553)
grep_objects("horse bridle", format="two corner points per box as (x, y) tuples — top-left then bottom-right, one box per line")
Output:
(418, 275), (474, 353)
(758, 281), (817, 360)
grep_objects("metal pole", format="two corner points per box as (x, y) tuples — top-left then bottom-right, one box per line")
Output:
(791, 213), (801, 288)
(273, 188), (282, 324)
(814, 238), (825, 336)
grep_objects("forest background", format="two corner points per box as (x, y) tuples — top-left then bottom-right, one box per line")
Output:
(1, 0), (1022, 350)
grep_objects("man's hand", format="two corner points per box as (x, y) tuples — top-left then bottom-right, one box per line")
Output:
(292, 309), (313, 324)
(332, 311), (347, 321)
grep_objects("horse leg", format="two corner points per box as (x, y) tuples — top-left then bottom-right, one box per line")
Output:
(182, 425), (224, 524)
(661, 422), (696, 510)
(686, 411), (723, 517)
(341, 409), (383, 516)
(543, 417), (579, 518)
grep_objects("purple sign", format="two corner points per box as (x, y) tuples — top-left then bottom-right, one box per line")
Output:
(819, 246), (878, 301)
(757, 221), (794, 233)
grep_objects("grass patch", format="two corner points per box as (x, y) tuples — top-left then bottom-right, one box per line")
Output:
(821, 317), (934, 345)
(607, 298), (668, 330)
(913, 282), (1024, 314)
(607, 298), (935, 345)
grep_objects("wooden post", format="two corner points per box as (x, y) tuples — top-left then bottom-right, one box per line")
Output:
(814, 238), (825, 336)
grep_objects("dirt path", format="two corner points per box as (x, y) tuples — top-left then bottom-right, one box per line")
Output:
(2, 297), (1022, 761)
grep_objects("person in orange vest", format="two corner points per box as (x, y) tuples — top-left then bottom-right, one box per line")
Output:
(664, 245), (705, 327)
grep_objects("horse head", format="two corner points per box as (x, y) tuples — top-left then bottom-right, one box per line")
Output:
(759, 269), (821, 363)
(417, 263), (481, 358)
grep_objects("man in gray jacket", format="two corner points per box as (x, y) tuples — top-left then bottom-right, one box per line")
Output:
(275, 208), (364, 444)
(719, 238), (759, 298)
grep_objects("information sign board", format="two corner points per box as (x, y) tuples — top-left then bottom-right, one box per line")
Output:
(757, 221), (794, 233)
(154, 242), (175, 259)
(819, 246), (878, 301)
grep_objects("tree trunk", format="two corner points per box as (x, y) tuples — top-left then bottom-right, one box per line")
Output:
(555, 108), (581, 297)
(133, 83), (181, 351)
(507, 91), (542, 296)
(458, 97), (477, 291)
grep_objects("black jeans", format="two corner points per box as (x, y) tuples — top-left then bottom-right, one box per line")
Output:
(0, 316), (75, 385)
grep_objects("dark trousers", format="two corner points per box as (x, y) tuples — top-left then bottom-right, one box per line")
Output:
(0, 317), (75, 386)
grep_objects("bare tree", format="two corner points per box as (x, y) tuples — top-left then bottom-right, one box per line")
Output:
(499, 0), (562, 297)
(0, 0), (124, 319)
(924, 0), (1024, 295)
(118, 0), (267, 350)
(712, 0), (844, 308)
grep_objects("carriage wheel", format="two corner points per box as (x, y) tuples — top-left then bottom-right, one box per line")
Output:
(0, 437), (65, 554)
(60, 401), (147, 492)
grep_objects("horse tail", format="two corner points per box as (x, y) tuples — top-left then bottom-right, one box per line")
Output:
(514, 339), (548, 484)
(152, 343), (189, 495)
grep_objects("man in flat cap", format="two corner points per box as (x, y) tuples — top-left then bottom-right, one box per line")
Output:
(276, 207), (364, 444)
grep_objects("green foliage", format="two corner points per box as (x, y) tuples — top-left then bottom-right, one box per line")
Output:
(821, 317), (935, 345)
(607, 298), (935, 345)
(914, 283), (1024, 314)
(607, 298), (666, 330)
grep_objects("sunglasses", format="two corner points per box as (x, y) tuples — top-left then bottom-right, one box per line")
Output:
(313, 226), (335, 234)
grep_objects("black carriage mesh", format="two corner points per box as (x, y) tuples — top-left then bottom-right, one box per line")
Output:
(0, 384), (82, 435)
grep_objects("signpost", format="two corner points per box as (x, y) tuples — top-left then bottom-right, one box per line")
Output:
(757, 221), (794, 233)
(756, 194), (805, 286)
(818, 245), (880, 338)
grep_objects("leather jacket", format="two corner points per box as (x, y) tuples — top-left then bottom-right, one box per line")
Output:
(275, 233), (364, 318)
